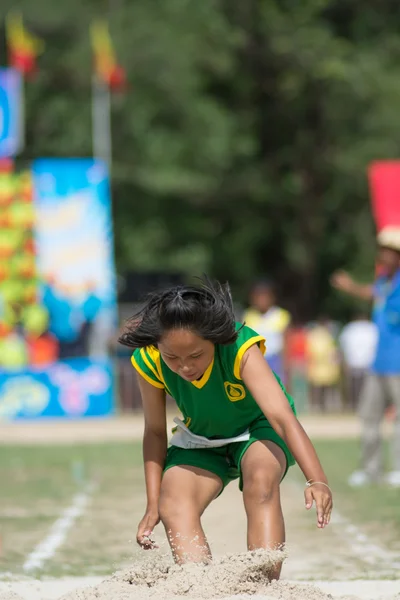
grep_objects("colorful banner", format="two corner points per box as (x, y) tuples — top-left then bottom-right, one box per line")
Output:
(0, 68), (23, 157)
(368, 161), (400, 232)
(0, 358), (114, 420)
(0, 158), (117, 419)
(32, 158), (117, 362)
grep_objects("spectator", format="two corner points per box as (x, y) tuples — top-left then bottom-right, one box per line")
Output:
(243, 280), (291, 383)
(305, 316), (341, 412)
(339, 313), (378, 410)
(332, 226), (400, 487)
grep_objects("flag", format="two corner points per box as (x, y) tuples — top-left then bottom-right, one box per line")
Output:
(368, 161), (400, 232)
(368, 160), (400, 254)
(90, 19), (126, 91)
(6, 11), (44, 77)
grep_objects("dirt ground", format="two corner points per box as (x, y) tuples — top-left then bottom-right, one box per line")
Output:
(1, 475), (400, 600)
(1, 414), (399, 600)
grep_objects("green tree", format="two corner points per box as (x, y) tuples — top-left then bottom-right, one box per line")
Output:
(5, 0), (400, 318)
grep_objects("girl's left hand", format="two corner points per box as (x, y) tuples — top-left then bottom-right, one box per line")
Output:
(304, 482), (333, 528)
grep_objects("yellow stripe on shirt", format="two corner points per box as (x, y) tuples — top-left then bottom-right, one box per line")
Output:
(145, 346), (174, 396)
(147, 346), (165, 384)
(131, 354), (165, 389)
(140, 348), (162, 384)
(233, 335), (266, 380)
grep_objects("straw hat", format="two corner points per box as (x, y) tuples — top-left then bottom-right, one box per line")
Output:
(377, 226), (400, 251)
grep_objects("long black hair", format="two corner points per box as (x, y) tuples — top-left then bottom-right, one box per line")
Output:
(118, 277), (240, 349)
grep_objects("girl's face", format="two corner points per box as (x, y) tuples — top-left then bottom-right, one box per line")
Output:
(158, 329), (214, 381)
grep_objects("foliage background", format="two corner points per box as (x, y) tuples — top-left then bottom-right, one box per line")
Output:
(5, 0), (400, 319)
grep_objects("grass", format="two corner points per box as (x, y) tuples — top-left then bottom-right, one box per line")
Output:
(300, 439), (400, 549)
(0, 443), (145, 577)
(1, 438), (399, 578)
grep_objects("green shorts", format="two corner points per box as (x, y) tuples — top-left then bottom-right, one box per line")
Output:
(164, 418), (295, 492)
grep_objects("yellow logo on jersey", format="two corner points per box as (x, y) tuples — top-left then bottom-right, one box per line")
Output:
(224, 382), (246, 402)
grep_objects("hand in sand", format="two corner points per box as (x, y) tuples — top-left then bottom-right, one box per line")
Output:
(137, 510), (160, 549)
(330, 270), (354, 293)
(304, 483), (332, 529)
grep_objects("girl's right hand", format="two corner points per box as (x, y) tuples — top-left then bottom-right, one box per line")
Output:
(136, 510), (160, 549)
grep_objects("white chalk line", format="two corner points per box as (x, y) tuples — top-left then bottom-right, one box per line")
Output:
(23, 483), (96, 573)
(291, 480), (400, 572)
(330, 510), (400, 570)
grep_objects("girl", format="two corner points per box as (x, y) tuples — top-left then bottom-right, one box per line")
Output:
(119, 279), (332, 579)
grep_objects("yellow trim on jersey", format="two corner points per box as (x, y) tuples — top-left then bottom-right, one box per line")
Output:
(147, 346), (165, 383)
(131, 355), (165, 389)
(233, 335), (266, 380)
(145, 346), (173, 396)
(140, 348), (161, 383)
(191, 357), (214, 389)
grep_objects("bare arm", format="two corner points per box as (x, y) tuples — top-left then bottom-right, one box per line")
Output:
(331, 270), (373, 301)
(241, 345), (332, 527)
(138, 375), (168, 509)
(136, 375), (168, 547)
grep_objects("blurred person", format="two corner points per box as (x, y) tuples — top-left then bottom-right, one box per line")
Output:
(338, 313), (378, 410)
(286, 324), (307, 369)
(243, 280), (291, 383)
(332, 227), (400, 487)
(285, 323), (309, 411)
(119, 277), (332, 578)
(305, 316), (341, 413)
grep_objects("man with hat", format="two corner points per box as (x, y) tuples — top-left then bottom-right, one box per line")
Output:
(332, 226), (400, 487)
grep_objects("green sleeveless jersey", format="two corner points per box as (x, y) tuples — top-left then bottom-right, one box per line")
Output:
(131, 323), (296, 439)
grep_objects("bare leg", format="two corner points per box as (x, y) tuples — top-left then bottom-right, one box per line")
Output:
(159, 465), (222, 564)
(241, 440), (286, 580)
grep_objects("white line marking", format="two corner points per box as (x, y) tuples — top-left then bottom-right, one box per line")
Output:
(23, 483), (96, 573)
(331, 510), (400, 569)
(291, 480), (400, 571)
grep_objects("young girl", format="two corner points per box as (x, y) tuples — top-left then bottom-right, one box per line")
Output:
(119, 279), (332, 579)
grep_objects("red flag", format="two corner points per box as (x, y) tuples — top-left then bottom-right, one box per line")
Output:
(368, 161), (400, 253)
(90, 20), (126, 92)
(368, 161), (400, 231)
(6, 11), (44, 77)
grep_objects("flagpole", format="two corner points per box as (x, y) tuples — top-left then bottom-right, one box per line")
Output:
(91, 74), (112, 170)
(18, 75), (26, 155)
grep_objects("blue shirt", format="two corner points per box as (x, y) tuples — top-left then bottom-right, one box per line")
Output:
(372, 270), (400, 374)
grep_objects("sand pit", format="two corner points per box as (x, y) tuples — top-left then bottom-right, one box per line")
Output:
(1, 550), (398, 600)
(1, 554), (400, 600)
(54, 549), (396, 600)
(0, 593), (24, 600)
(60, 550), (291, 599)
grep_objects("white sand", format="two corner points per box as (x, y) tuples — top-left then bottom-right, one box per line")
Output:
(1, 576), (400, 600)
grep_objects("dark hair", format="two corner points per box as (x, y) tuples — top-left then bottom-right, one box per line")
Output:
(118, 276), (239, 349)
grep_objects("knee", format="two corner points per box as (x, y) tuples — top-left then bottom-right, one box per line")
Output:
(243, 469), (281, 509)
